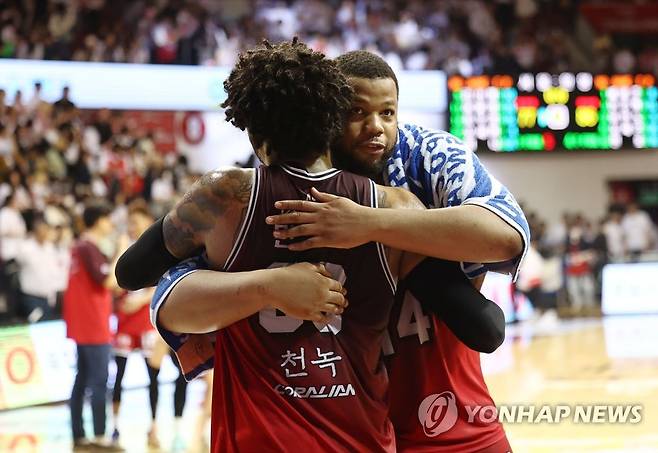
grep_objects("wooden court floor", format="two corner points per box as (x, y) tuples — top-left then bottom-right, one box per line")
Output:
(483, 315), (658, 452)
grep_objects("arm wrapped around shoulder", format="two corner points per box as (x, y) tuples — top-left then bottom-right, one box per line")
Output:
(404, 258), (505, 353)
(115, 217), (182, 290)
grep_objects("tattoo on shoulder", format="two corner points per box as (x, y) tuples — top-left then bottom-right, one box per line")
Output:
(377, 186), (389, 208)
(376, 186), (424, 210)
(163, 168), (254, 257)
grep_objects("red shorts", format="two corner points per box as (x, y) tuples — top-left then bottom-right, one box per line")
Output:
(113, 330), (157, 357)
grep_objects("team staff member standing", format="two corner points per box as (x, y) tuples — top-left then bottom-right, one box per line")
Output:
(63, 201), (126, 452)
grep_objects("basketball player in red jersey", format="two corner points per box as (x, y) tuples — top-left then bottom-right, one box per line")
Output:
(111, 205), (160, 449)
(383, 272), (511, 453)
(150, 39), (427, 452)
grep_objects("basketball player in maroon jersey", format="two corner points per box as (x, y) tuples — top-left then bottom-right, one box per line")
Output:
(117, 49), (517, 451)
(263, 54), (515, 452)
(150, 39), (431, 452)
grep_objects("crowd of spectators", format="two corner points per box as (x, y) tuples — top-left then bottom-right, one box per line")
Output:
(1, 81), (658, 325)
(1, 0), (656, 75)
(0, 83), (210, 450)
(0, 83), (195, 325)
(1, 0), (658, 323)
(516, 201), (658, 319)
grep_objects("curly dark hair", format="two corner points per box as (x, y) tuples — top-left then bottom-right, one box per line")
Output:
(334, 50), (399, 95)
(222, 39), (354, 163)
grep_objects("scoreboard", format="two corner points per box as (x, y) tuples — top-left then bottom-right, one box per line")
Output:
(448, 73), (658, 152)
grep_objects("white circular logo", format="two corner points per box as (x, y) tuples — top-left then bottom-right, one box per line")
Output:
(418, 391), (459, 437)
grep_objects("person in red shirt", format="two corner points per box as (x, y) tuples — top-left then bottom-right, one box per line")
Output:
(110, 205), (159, 448)
(63, 200), (126, 451)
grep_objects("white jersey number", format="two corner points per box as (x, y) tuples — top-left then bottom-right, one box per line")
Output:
(397, 292), (431, 344)
(258, 262), (346, 335)
(382, 292), (433, 356)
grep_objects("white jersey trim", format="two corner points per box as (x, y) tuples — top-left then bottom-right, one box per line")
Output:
(280, 164), (342, 181)
(223, 168), (260, 271)
(371, 180), (397, 294)
(463, 200), (529, 281)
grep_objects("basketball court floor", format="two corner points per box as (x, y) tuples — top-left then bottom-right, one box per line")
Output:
(2, 315), (657, 453)
(485, 315), (658, 452)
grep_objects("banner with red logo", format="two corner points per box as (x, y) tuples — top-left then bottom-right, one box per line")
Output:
(0, 322), (76, 410)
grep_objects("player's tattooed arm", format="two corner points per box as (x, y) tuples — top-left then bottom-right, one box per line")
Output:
(163, 168), (253, 258)
(377, 185), (424, 210)
(115, 168), (253, 290)
(377, 186), (388, 208)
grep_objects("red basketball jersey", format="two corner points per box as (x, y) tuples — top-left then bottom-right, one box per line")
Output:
(385, 284), (507, 452)
(211, 165), (397, 453)
(115, 289), (154, 336)
(63, 240), (112, 345)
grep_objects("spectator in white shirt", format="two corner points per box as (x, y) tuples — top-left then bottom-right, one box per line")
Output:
(0, 191), (27, 260)
(7, 216), (68, 322)
(0, 122), (17, 164)
(622, 202), (655, 260)
(26, 82), (43, 116)
(0, 170), (32, 210)
(150, 169), (175, 206)
(603, 210), (626, 261)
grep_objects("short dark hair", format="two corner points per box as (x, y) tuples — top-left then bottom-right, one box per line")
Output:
(31, 213), (48, 231)
(334, 51), (399, 95)
(222, 39), (354, 163)
(82, 200), (112, 228)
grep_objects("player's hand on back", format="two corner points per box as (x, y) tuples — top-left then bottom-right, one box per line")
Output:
(265, 262), (348, 322)
(266, 187), (372, 251)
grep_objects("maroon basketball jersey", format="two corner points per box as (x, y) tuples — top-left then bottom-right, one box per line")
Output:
(211, 164), (397, 453)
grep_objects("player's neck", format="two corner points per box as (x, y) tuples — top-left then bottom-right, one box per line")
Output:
(287, 152), (334, 173)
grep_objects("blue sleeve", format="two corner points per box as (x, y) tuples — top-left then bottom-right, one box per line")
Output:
(386, 124), (530, 280)
(150, 255), (215, 380)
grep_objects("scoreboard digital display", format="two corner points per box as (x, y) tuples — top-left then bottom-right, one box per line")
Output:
(448, 73), (658, 152)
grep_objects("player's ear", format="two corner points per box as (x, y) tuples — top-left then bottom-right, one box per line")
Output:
(249, 132), (271, 164)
